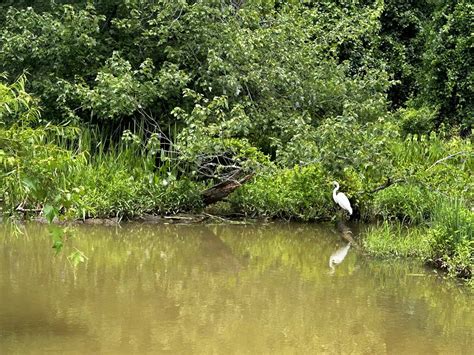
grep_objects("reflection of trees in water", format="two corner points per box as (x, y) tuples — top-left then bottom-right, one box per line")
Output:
(193, 226), (243, 273)
(1, 224), (473, 354)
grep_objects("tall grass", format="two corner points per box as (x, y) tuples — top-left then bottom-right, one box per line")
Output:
(363, 222), (433, 258)
(428, 198), (473, 278)
(1, 124), (203, 219)
(363, 197), (473, 280)
(362, 134), (472, 280)
(390, 132), (447, 167)
(389, 132), (473, 202)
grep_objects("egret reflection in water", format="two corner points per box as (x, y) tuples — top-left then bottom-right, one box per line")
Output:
(329, 221), (354, 273)
(329, 243), (351, 273)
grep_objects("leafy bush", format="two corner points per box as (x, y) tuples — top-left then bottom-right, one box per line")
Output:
(1, 76), (83, 215)
(230, 165), (333, 221)
(0, 74), (40, 124)
(371, 184), (435, 224)
(399, 106), (437, 136)
(73, 164), (203, 218)
(0, 124), (87, 214)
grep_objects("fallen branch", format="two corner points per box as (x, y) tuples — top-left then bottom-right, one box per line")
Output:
(201, 173), (254, 206)
(15, 203), (42, 213)
(202, 212), (231, 222)
(163, 215), (196, 220)
(16, 207), (43, 213)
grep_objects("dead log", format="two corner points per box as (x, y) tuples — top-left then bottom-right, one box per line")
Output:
(201, 173), (254, 206)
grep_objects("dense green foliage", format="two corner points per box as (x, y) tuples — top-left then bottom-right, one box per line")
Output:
(1, 1), (471, 134)
(0, 1), (472, 279)
(0, 77), (204, 219)
(418, 0), (473, 131)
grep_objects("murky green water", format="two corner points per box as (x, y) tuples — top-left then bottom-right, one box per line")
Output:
(0, 222), (473, 354)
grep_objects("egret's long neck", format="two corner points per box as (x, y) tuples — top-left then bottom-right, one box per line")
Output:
(333, 183), (339, 199)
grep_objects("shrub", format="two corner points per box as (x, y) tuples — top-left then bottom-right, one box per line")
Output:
(75, 164), (204, 219)
(399, 106), (437, 136)
(371, 184), (435, 224)
(230, 164), (332, 221)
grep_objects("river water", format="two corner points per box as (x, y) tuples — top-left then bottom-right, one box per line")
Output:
(0, 222), (472, 354)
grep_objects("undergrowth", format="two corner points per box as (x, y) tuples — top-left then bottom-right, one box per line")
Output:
(363, 198), (473, 282)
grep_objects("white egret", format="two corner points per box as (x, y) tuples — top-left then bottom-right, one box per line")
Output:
(332, 181), (353, 215)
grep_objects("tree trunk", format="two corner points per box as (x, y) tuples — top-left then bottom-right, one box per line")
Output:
(201, 174), (253, 206)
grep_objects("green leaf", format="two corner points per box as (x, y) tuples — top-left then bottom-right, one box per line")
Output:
(48, 225), (65, 255)
(43, 204), (59, 224)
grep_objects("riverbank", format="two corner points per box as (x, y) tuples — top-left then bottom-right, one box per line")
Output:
(2, 125), (472, 284)
(8, 203), (473, 287)
(1, 80), (472, 286)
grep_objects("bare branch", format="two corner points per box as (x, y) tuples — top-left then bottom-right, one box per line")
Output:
(427, 151), (471, 170)
(358, 177), (406, 195)
(16, 206), (42, 213)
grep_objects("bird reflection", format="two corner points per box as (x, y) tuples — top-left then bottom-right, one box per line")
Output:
(329, 220), (354, 274)
(329, 243), (351, 273)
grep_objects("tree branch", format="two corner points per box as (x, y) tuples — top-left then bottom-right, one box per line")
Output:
(427, 151), (471, 170)
(360, 177), (406, 195)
